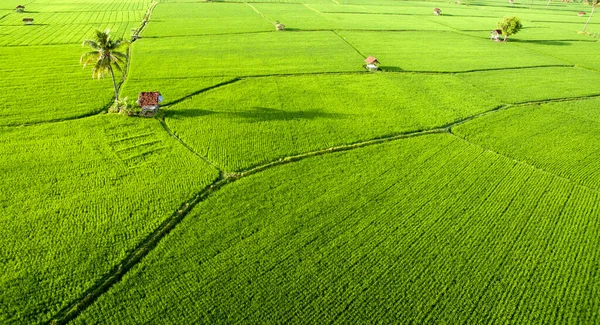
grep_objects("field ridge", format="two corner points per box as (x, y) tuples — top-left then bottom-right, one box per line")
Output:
(47, 89), (600, 324)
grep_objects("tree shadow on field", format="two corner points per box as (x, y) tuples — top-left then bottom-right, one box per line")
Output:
(380, 66), (403, 72)
(163, 108), (216, 120)
(163, 107), (347, 122)
(228, 107), (347, 123)
(512, 39), (571, 46)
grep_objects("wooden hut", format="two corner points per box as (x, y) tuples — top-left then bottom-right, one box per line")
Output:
(23, 18), (34, 25)
(275, 22), (285, 31)
(365, 56), (379, 71)
(137, 92), (163, 117)
(15, 5), (25, 12)
(490, 29), (502, 41)
(433, 8), (442, 15)
(578, 11), (586, 16)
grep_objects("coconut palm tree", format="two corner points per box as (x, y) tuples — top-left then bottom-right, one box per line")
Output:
(582, 0), (599, 32)
(80, 29), (129, 105)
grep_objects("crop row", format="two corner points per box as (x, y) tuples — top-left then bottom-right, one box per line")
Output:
(18, 0), (150, 12)
(163, 73), (500, 171)
(72, 134), (600, 324)
(0, 45), (119, 125)
(0, 10), (145, 26)
(0, 22), (137, 46)
(0, 115), (219, 324)
(453, 99), (600, 192)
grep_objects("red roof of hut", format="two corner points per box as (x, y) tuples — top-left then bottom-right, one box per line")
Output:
(365, 56), (379, 64)
(137, 92), (162, 106)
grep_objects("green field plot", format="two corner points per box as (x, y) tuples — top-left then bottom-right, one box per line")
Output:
(425, 15), (504, 31)
(536, 21), (600, 36)
(164, 73), (500, 171)
(252, 3), (449, 31)
(129, 31), (363, 78)
(0, 22), (138, 46)
(22, 0), (149, 12)
(247, 3), (333, 30)
(0, 11), (145, 26)
(120, 77), (234, 107)
(338, 30), (567, 72)
(73, 134), (600, 324)
(144, 3), (273, 37)
(326, 12), (450, 30)
(0, 45), (119, 126)
(456, 66), (600, 103)
(217, 0), (335, 3)
(0, 1), (147, 46)
(453, 100), (600, 191)
(4, 0), (600, 323)
(512, 39), (600, 71)
(0, 115), (219, 324)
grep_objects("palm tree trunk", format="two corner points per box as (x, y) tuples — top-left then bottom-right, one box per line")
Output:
(583, 5), (596, 32)
(108, 65), (119, 103)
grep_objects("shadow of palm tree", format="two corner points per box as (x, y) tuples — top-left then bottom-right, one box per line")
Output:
(512, 39), (571, 45)
(163, 108), (216, 120)
(227, 107), (347, 122)
(164, 107), (347, 122)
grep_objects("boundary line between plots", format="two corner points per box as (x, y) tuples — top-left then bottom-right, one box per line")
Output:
(47, 92), (600, 325)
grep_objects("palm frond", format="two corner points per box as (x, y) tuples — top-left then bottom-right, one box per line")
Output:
(81, 29), (129, 80)
(112, 60), (123, 73)
(82, 40), (99, 50)
(80, 51), (100, 66)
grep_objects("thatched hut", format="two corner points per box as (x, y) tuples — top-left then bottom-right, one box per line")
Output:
(23, 18), (34, 25)
(433, 8), (442, 15)
(137, 92), (163, 117)
(490, 29), (502, 41)
(365, 56), (379, 71)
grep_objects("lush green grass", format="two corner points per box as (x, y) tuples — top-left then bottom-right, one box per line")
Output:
(0, 45), (119, 126)
(73, 134), (600, 324)
(120, 77), (233, 107)
(144, 3), (273, 37)
(0, 2), (145, 46)
(164, 73), (500, 171)
(0, 115), (219, 324)
(456, 66), (600, 103)
(514, 39), (600, 71)
(128, 31), (364, 78)
(453, 99), (600, 191)
(338, 30), (567, 72)
(4, 0), (600, 323)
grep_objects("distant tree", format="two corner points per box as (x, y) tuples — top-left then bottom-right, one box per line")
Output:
(498, 16), (523, 41)
(582, 0), (599, 32)
(80, 29), (129, 107)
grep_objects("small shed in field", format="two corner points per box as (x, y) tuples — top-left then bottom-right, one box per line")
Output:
(275, 21), (285, 31)
(490, 29), (502, 41)
(578, 11), (586, 16)
(365, 56), (379, 71)
(15, 5), (25, 12)
(23, 18), (34, 25)
(433, 8), (442, 15)
(137, 92), (163, 117)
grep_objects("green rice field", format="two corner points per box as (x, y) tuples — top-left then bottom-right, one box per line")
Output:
(1, 0), (599, 323)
